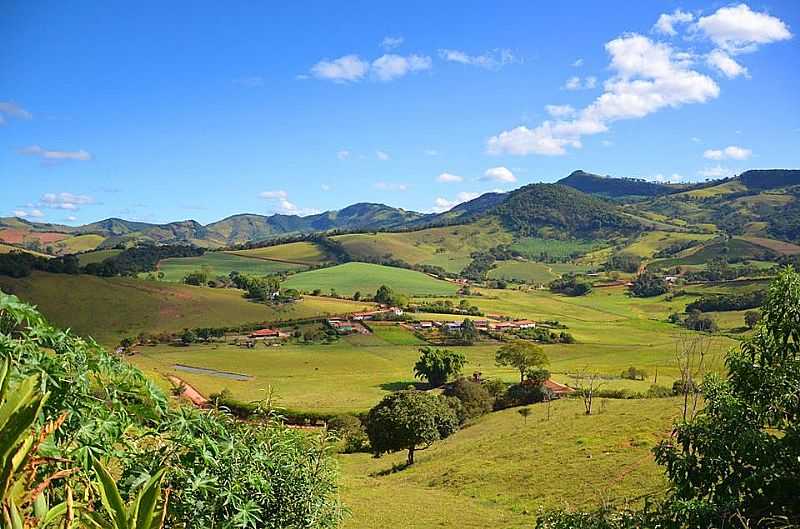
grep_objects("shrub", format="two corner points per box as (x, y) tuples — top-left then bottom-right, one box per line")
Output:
(630, 271), (667, 297)
(328, 414), (369, 453)
(443, 378), (493, 423)
(413, 347), (466, 387)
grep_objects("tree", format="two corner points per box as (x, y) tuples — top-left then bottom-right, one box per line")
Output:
(413, 347), (466, 387)
(684, 309), (718, 332)
(443, 378), (493, 422)
(460, 318), (478, 343)
(366, 390), (459, 465)
(574, 370), (605, 415)
(607, 253), (642, 273)
(630, 271), (668, 297)
(495, 341), (549, 383)
(518, 407), (532, 424)
(744, 309), (760, 329)
(654, 267), (800, 525)
(180, 328), (197, 344)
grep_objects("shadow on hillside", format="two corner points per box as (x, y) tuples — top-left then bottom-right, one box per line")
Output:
(371, 461), (411, 476)
(377, 381), (427, 392)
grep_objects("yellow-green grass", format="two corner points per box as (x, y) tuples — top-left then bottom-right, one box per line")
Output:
(77, 249), (123, 266)
(53, 234), (105, 254)
(282, 262), (460, 296)
(676, 180), (748, 199)
(621, 231), (715, 259)
(509, 237), (604, 260)
(156, 252), (306, 282)
(228, 241), (330, 265)
(487, 260), (590, 283)
(340, 397), (682, 529)
(368, 322), (427, 345)
(0, 243), (51, 258)
(0, 272), (370, 346)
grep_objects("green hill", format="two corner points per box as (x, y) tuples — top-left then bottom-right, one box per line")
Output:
(558, 170), (683, 198)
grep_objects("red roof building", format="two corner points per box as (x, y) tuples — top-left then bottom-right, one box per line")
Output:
(249, 328), (280, 339)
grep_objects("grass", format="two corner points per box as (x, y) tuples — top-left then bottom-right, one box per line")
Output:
(53, 234), (105, 254)
(509, 237), (603, 260)
(368, 322), (426, 345)
(621, 231), (715, 259)
(156, 252), (306, 281)
(77, 249), (123, 266)
(339, 397), (682, 529)
(282, 262), (460, 296)
(740, 236), (800, 255)
(0, 243), (51, 258)
(0, 272), (370, 346)
(487, 260), (590, 283)
(228, 241), (330, 265)
(651, 238), (771, 268)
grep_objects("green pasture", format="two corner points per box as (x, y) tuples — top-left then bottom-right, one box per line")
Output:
(156, 251), (306, 281)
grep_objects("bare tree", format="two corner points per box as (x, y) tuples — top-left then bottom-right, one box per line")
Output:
(674, 332), (716, 422)
(574, 370), (605, 415)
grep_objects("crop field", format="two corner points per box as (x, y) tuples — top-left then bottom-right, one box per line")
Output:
(282, 262), (460, 296)
(156, 251), (306, 281)
(0, 243), (51, 257)
(77, 249), (123, 266)
(650, 238), (772, 268)
(621, 231), (715, 259)
(0, 272), (370, 345)
(509, 237), (603, 260)
(0, 228), (70, 245)
(340, 397), (682, 529)
(228, 241), (331, 265)
(741, 236), (800, 255)
(487, 260), (590, 283)
(52, 234), (105, 254)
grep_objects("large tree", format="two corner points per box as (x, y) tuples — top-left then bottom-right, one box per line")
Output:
(495, 341), (549, 383)
(413, 347), (466, 387)
(366, 390), (459, 465)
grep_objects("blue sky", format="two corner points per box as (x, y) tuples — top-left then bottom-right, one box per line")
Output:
(2, 1), (799, 225)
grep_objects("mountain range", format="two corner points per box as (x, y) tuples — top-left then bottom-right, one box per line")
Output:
(2, 169), (799, 250)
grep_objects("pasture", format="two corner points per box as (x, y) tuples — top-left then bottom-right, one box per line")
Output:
(0, 272), (370, 345)
(487, 260), (590, 283)
(77, 249), (123, 266)
(156, 251), (306, 281)
(621, 230), (715, 259)
(340, 397), (682, 529)
(509, 237), (603, 260)
(228, 241), (331, 265)
(282, 262), (460, 296)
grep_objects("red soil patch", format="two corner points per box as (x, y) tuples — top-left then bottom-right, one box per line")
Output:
(0, 228), (70, 245)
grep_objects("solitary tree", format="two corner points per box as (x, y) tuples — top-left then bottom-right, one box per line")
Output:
(743, 309), (760, 329)
(460, 319), (478, 343)
(495, 341), (549, 383)
(518, 407), (532, 424)
(413, 347), (466, 387)
(366, 390), (459, 465)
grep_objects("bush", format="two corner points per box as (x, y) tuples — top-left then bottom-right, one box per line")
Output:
(328, 414), (369, 453)
(684, 310), (718, 332)
(620, 366), (648, 381)
(443, 378), (493, 423)
(494, 383), (549, 411)
(630, 271), (667, 297)
(549, 274), (592, 296)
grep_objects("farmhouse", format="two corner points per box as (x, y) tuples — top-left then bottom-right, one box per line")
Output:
(249, 328), (281, 340)
(543, 379), (576, 397)
(352, 307), (404, 320)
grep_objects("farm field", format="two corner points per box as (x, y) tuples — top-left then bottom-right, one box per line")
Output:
(509, 237), (603, 260)
(487, 260), (590, 283)
(340, 397), (681, 529)
(228, 241), (331, 265)
(77, 248), (123, 266)
(0, 272), (370, 346)
(0, 242), (51, 257)
(156, 251), (306, 281)
(621, 230), (715, 258)
(282, 262), (460, 296)
(52, 233), (105, 254)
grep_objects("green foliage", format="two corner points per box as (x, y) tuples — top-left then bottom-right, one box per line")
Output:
(606, 253), (641, 273)
(683, 310), (718, 333)
(654, 266), (800, 525)
(685, 290), (764, 313)
(442, 378), (493, 423)
(549, 275), (592, 296)
(495, 341), (549, 383)
(413, 347), (466, 387)
(620, 366), (648, 381)
(744, 309), (760, 329)
(630, 271), (667, 298)
(374, 284), (408, 307)
(365, 390), (459, 465)
(328, 414), (369, 453)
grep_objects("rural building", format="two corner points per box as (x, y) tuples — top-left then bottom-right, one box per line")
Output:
(352, 307), (404, 320)
(543, 379), (576, 397)
(249, 328), (281, 340)
(516, 320), (536, 329)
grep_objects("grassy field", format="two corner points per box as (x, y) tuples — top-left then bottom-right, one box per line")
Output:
(487, 260), (591, 283)
(621, 231), (715, 259)
(53, 234), (105, 254)
(156, 251), (306, 281)
(282, 262), (460, 296)
(509, 237), (603, 260)
(77, 249), (123, 266)
(340, 397), (682, 529)
(0, 272), (370, 346)
(0, 243), (51, 257)
(228, 241), (331, 265)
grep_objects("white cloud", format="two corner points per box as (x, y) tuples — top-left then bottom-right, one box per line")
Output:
(424, 149), (439, 156)
(488, 34), (720, 157)
(310, 55), (369, 82)
(381, 36), (404, 50)
(374, 181), (408, 191)
(545, 104), (576, 118)
(12, 209), (44, 219)
(650, 173), (687, 183)
(258, 190), (319, 215)
(432, 192), (481, 213)
(698, 165), (733, 178)
(706, 49), (749, 78)
(371, 54), (432, 81)
(65, 215), (77, 222)
(438, 48), (519, 70)
(691, 136), (702, 143)
(572, 58), (584, 67)
(0, 102), (32, 123)
(321, 184), (331, 191)
(20, 145), (91, 162)
(653, 9), (694, 36)
(694, 4), (792, 54)
(376, 150), (390, 161)
(482, 166), (516, 183)
(39, 192), (94, 211)
(337, 149), (351, 160)
(564, 76), (596, 90)
(437, 172), (463, 183)
(703, 145), (752, 160)
(259, 190), (289, 199)
(601, 139), (614, 147)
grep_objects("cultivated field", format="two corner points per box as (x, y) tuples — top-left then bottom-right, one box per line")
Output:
(487, 260), (590, 283)
(282, 262), (460, 296)
(229, 241), (331, 265)
(77, 249), (124, 266)
(156, 251), (306, 281)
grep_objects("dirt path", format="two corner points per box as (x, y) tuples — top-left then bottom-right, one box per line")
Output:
(167, 375), (209, 407)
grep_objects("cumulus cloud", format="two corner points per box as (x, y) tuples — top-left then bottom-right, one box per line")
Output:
(12, 209), (44, 219)
(39, 192), (94, 211)
(437, 172), (463, 183)
(653, 9), (694, 36)
(259, 190), (319, 215)
(698, 165), (733, 178)
(564, 76), (597, 90)
(371, 54), (431, 81)
(545, 104), (576, 118)
(376, 150), (390, 161)
(706, 49), (749, 78)
(321, 184), (331, 191)
(381, 36), (404, 50)
(337, 149), (351, 160)
(572, 58), (584, 67)
(374, 181), (408, 191)
(310, 55), (370, 82)
(482, 166), (516, 183)
(0, 102), (32, 124)
(703, 145), (752, 160)
(693, 4), (792, 54)
(20, 145), (91, 162)
(432, 192), (481, 213)
(438, 48), (520, 70)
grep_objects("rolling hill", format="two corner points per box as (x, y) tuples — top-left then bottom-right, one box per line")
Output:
(557, 170), (685, 198)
